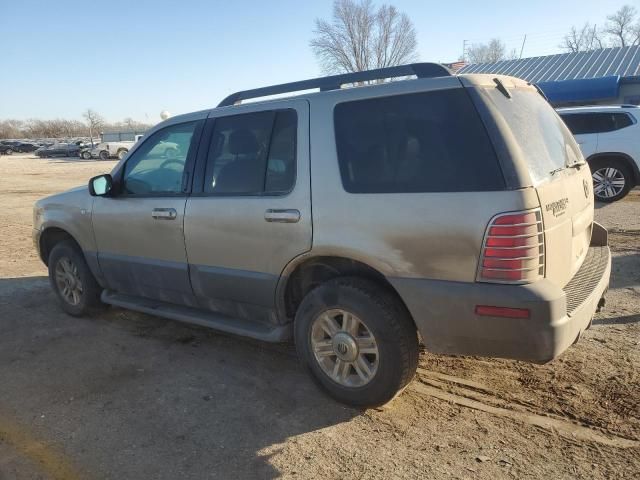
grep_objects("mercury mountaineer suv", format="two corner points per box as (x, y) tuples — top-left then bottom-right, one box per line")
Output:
(33, 63), (611, 407)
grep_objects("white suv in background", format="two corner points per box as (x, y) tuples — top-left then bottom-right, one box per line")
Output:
(557, 105), (640, 202)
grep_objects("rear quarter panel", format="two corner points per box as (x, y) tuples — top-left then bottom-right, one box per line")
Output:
(307, 79), (541, 282)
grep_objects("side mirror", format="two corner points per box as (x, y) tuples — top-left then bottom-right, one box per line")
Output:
(89, 174), (113, 196)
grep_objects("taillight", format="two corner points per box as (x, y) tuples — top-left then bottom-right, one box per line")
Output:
(477, 209), (545, 284)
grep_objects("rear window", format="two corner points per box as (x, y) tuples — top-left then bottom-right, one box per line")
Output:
(482, 87), (583, 184)
(560, 112), (634, 135)
(333, 89), (504, 193)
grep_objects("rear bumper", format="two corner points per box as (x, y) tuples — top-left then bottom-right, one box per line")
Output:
(390, 223), (611, 363)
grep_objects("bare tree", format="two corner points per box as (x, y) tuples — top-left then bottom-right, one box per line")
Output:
(603, 5), (639, 47)
(560, 23), (603, 52)
(82, 109), (105, 146)
(0, 116), (152, 140)
(310, 0), (418, 74)
(467, 38), (507, 64)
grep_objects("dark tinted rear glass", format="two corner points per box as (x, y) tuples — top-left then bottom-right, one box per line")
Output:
(560, 112), (634, 134)
(333, 89), (505, 193)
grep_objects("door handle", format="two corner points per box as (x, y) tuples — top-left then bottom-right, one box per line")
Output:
(264, 209), (301, 223)
(151, 208), (177, 220)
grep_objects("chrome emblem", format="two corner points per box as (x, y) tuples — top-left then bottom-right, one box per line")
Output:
(336, 342), (348, 355)
(583, 178), (590, 198)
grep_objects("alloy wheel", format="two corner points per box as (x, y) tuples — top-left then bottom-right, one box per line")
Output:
(592, 167), (626, 200)
(54, 257), (83, 306)
(310, 308), (379, 387)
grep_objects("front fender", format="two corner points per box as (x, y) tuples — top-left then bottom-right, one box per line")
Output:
(35, 188), (98, 266)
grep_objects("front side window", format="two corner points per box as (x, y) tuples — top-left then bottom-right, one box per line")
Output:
(334, 89), (504, 193)
(204, 109), (297, 195)
(122, 121), (197, 195)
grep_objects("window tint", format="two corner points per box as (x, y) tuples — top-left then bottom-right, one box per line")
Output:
(613, 112), (634, 130)
(123, 121), (196, 195)
(265, 110), (297, 194)
(205, 109), (297, 195)
(333, 89), (504, 193)
(560, 112), (634, 135)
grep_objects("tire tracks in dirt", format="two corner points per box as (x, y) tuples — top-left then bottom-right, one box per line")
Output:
(412, 367), (639, 449)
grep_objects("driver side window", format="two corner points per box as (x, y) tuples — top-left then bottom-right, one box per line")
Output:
(123, 121), (197, 195)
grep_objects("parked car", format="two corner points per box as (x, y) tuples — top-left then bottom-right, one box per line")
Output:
(79, 144), (93, 159)
(13, 142), (41, 153)
(0, 143), (15, 155)
(90, 135), (145, 160)
(33, 64), (610, 407)
(557, 105), (640, 202)
(35, 143), (81, 158)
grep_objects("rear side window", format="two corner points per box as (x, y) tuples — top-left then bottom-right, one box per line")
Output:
(204, 109), (297, 195)
(333, 89), (504, 193)
(560, 112), (634, 134)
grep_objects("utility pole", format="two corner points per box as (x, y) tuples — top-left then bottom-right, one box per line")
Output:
(519, 34), (527, 59)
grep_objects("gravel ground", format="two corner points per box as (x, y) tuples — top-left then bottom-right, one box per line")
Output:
(0, 154), (638, 479)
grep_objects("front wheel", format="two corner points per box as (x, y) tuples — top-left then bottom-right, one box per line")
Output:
(5, 148), (13, 155)
(99, 150), (109, 160)
(591, 159), (633, 202)
(295, 277), (418, 407)
(81, 150), (92, 160)
(48, 241), (104, 316)
(117, 149), (128, 160)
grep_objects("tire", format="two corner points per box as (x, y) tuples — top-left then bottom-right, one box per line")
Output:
(6, 148), (13, 155)
(48, 241), (104, 316)
(294, 277), (418, 407)
(117, 149), (128, 160)
(82, 151), (92, 160)
(591, 158), (634, 203)
(99, 150), (109, 160)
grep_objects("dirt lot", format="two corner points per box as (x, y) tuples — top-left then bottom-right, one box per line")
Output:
(0, 153), (638, 479)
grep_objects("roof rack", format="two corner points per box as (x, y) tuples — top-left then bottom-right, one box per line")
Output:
(217, 62), (452, 107)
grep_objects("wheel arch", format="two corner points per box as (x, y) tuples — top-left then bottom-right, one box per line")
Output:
(38, 227), (83, 266)
(586, 152), (640, 185)
(277, 254), (416, 332)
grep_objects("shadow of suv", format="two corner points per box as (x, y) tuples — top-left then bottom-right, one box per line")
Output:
(33, 64), (611, 407)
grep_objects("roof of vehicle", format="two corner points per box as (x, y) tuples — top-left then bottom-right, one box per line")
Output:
(556, 105), (640, 114)
(215, 64), (539, 109)
(152, 64), (537, 135)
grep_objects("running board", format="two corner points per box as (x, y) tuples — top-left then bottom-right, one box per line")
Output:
(101, 291), (292, 342)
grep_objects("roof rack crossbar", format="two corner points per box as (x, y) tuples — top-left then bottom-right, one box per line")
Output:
(217, 62), (452, 107)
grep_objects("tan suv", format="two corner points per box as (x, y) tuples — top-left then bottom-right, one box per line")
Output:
(33, 64), (611, 407)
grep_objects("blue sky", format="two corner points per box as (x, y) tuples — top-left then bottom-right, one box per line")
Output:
(1, 0), (636, 122)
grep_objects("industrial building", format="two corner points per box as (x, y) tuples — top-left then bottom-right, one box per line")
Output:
(458, 45), (640, 107)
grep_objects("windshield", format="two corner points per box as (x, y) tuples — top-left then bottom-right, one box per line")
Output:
(482, 86), (583, 184)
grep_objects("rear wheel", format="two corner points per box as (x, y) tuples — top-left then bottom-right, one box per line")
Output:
(5, 148), (13, 155)
(591, 159), (633, 202)
(295, 277), (418, 407)
(117, 149), (128, 160)
(81, 150), (92, 160)
(48, 241), (104, 316)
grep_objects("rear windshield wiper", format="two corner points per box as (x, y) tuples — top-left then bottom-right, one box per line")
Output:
(550, 162), (586, 175)
(493, 78), (511, 98)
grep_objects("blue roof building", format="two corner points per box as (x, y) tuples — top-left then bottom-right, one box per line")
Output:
(458, 46), (640, 106)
